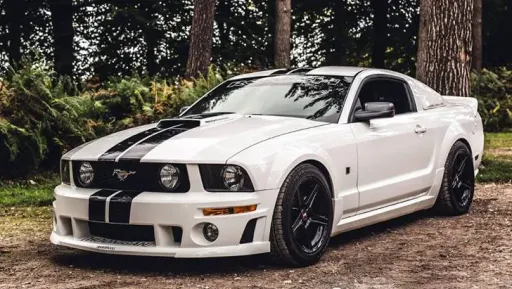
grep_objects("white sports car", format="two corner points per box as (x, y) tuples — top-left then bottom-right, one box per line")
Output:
(51, 67), (484, 266)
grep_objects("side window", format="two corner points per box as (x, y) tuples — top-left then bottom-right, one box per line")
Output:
(357, 79), (414, 115)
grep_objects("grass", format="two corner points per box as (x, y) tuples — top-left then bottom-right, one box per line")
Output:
(477, 133), (512, 183)
(0, 133), (510, 208)
(0, 173), (59, 207)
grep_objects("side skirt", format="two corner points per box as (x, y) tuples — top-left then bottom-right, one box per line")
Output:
(331, 167), (444, 236)
(331, 195), (436, 236)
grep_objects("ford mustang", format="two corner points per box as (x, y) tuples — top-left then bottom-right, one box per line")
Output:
(51, 67), (484, 266)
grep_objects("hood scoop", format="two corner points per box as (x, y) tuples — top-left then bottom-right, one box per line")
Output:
(158, 114), (242, 129)
(157, 119), (201, 129)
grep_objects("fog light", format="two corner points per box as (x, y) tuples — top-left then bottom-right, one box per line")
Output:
(203, 223), (219, 242)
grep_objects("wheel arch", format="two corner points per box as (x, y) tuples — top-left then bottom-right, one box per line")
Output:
(456, 137), (472, 154)
(301, 159), (335, 198)
(436, 122), (474, 171)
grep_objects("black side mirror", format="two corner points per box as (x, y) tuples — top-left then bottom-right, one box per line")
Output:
(179, 106), (190, 115)
(354, 102), (395, 122)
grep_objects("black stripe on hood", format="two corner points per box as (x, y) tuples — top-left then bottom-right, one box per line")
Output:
(98, 127), (163, 161)
(117, 128), (187, 161)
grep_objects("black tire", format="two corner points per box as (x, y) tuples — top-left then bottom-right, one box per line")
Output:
(270, 163), (333, 267)
(434, 141), (475, 215)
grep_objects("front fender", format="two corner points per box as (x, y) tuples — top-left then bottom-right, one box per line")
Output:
(226, 125), (358, 197)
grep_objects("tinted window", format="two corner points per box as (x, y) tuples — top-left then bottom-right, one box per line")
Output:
(183, 75), (353, 123)
(357, 79), (414, 114)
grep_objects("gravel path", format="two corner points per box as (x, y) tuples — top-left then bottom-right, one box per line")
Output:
(1, 184), (511, 289)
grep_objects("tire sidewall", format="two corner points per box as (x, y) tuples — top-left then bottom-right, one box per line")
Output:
(446, 142), (475, 213)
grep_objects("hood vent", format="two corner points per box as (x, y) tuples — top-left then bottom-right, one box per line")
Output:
(157, 119), (201, 129)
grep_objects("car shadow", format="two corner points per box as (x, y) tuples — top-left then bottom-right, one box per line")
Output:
(50, 210), (433, 275)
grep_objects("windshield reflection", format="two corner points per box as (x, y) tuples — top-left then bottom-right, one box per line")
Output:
(183, 75), (353, 123)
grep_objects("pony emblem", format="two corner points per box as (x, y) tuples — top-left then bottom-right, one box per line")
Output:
(112, 169), (136, 181)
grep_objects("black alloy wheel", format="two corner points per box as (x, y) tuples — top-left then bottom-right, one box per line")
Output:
(270, 163), (333, 266)
(434, 141), (475, 215)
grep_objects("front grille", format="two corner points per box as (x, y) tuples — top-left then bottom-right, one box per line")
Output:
(88, 221), (155, 242)
(72, 161), (190, 192)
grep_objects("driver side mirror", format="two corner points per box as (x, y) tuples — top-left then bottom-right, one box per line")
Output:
(179, 106), (190, 115)
(354, 102), (395, 122)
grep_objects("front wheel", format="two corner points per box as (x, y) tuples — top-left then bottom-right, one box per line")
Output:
(434, 141), (475, 215)
(270, 164), (333, 266)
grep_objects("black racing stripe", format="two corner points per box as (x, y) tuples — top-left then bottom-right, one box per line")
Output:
(89, 189), (119, 222)
(117, 128), (187, 161)
(108, 191), (144, 224)
(98, 127), (163, 161)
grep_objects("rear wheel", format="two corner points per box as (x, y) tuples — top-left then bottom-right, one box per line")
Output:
(434, 141), (475, 215)
(270, 164), (333, 266)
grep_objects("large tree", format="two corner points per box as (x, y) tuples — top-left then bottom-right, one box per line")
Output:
(332, 0), (347, 65)
(472, 0), (482, 72)
(4, 0), (26, 65)
(370, 0), (388, 68)
(48, 0), (74, 77)
(274, 0), (291, 68)
(140, 0), (160, 76)
(416, 0), (473, 97)
(186, 0), (216, 79)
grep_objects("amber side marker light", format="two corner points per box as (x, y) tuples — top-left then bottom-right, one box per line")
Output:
(203, 205), (257, 216)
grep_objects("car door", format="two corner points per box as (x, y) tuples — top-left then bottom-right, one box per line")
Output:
(349, 76), (437, 213)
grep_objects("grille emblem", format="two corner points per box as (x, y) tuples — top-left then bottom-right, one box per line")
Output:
(112, 169), (136, 181)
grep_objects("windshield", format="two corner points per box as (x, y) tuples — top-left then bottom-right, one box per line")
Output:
(183, 75), (353, 123)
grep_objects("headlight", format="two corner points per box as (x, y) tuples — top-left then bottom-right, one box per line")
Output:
(199, 164), (254, 192)
(78, 162), (94, 187)
(60, 160), (70, 185)
(159, 164), (180, 190)
(222, 165), (245, 191)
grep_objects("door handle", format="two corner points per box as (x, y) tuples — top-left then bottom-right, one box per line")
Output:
(414, 125), (428, 134)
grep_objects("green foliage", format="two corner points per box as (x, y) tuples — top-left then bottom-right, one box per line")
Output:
(0, 60), (228, 179)
(472, 68), (512, 132)
(0, 61), (95, 178)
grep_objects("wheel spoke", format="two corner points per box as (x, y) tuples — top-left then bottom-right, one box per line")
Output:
(452, 178), (459, 189)
(305, 184), (319, 210)
(460, 181), (473, 190)
(292, 215), (303, 233)
(310, 213), (328, 226)
(456, 156), (467, 178)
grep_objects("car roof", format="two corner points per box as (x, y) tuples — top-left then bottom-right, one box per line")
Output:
(229, 66), (368, 80)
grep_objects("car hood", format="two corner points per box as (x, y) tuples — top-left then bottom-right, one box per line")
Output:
(66, 114), (327, 163)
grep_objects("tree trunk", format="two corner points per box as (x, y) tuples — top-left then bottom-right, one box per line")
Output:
(216, 0), (230, 46)
(371, 0), (388, 68)
(140, 1), (158, 76)
(472, 0), (482, 72)
(274, 0), (291, 68)
(333, 0), (347, 66)
(5, 0), (25, 65)
(185, 0), (216, 79)
(49, 0), (74, 77)
(266, 0), (276, 66)
(416, 0), (473, 97)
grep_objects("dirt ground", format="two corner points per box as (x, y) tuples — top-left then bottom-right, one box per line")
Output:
(1, 184), (511, 289)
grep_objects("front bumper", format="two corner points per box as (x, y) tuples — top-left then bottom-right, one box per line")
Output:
(51, 185), (277, 258)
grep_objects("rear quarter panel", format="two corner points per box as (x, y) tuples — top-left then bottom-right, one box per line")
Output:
(424, 104), (484, 173)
